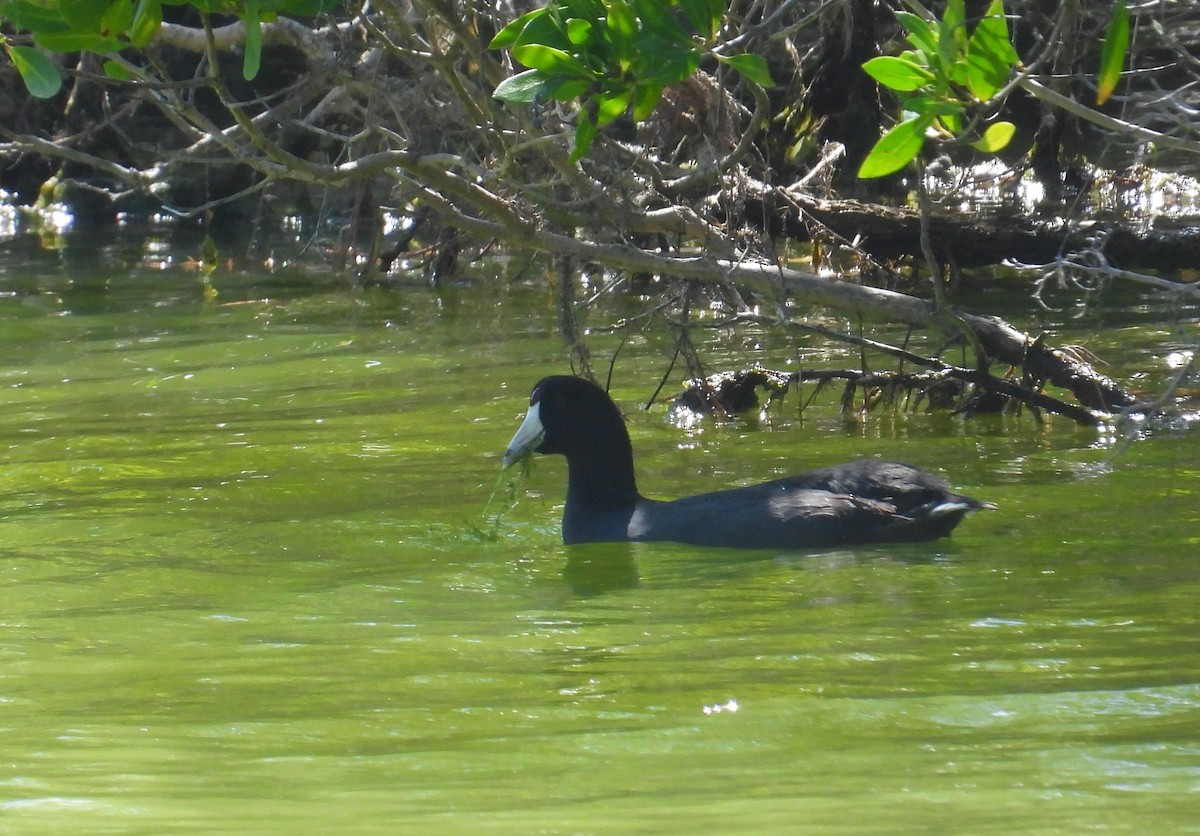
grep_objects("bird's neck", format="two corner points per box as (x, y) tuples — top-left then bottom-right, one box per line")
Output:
(564, 449), (640, 511)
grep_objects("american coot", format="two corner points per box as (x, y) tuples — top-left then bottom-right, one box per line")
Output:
(503, 375), (993, 549)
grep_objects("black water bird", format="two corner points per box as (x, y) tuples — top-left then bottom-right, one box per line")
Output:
(503, 375), (993, 549)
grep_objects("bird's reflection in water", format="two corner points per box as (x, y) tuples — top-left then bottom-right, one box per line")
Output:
(562, 542), (639, 595)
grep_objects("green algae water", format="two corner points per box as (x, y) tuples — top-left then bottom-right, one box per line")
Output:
(0, 251), (1197, 833)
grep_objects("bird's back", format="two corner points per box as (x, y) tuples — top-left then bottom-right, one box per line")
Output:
(624, 461), (988, 549)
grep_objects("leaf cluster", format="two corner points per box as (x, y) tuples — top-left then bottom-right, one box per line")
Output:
(0, 0), (337, 98)
(858, 0), (1018, 178)
(488, 0), (772, 160)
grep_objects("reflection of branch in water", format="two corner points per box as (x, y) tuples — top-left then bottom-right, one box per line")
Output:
(1012, 254), (1200, 307)
(1104, 349), (1198, 463)
(668, 358), (1103, 427)
(1115, 346), (1198, 435)
(555, 254), (592, 380)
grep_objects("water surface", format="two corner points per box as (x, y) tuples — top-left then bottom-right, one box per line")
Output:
(0, 253), (1197, 833)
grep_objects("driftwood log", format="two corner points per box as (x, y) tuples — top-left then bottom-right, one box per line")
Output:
(757, 189), (1200, 272)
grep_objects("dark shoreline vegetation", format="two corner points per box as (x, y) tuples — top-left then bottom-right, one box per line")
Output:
(1, 0), (1197, 429)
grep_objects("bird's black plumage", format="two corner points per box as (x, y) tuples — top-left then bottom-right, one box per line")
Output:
(503, 375), (992, 549)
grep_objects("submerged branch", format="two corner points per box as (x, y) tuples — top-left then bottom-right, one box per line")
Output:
(730, 315), (1104, 425)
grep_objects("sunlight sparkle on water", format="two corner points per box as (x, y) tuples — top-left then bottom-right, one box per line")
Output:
(1165, 350), (1194, 368)
(703, 699), (739, 715)
(0, 198), (17, 238)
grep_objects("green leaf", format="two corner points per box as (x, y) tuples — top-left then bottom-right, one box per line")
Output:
(633, 0), (688, 46)
(493, 68), (553, 103)
(978, 0), (1018, 63)
(34, 31), (124, 51)
(103, 59), (133, 81)
(101, 0), (135, 37)
(130, 0), (161, 47)
(198, 234), (220, 280)
(1096, 0), (1129, 105)
(6, 45), (62, 99)
(706, 0), (725, 36)
(0, 0), (69, 33)
(970, 120), (1015, 153)
(642, 55), (700, 86)
(857, 115), (930, 179)
(595, 86), (632, 126)
(938, 0), (968, 69)
(489, 8), (544, 49)
(565, 17), (592, 46)
(605, 0), (637, 51)
(242, 0), (262, 79)
(59, 0), (106, 32)
(862, 55), (935, 92)
(512, 9), (572, 53)
(903, 91), (965, 135)
(679, 0), (722, 40)
(570, 114), (597, 161)
(895, 11), (937, 56)
(511, 43), (592, 77)
(548, 76), (591, 102)
(966, 0), (1018, 100)
(936, 109), (962, 135)
(631, 83), (664, 120)
(716, 52), (774, 88)
(907, 96), (965, 121)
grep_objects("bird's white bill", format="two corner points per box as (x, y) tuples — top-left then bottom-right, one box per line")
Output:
(502, 402), (544, 468)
